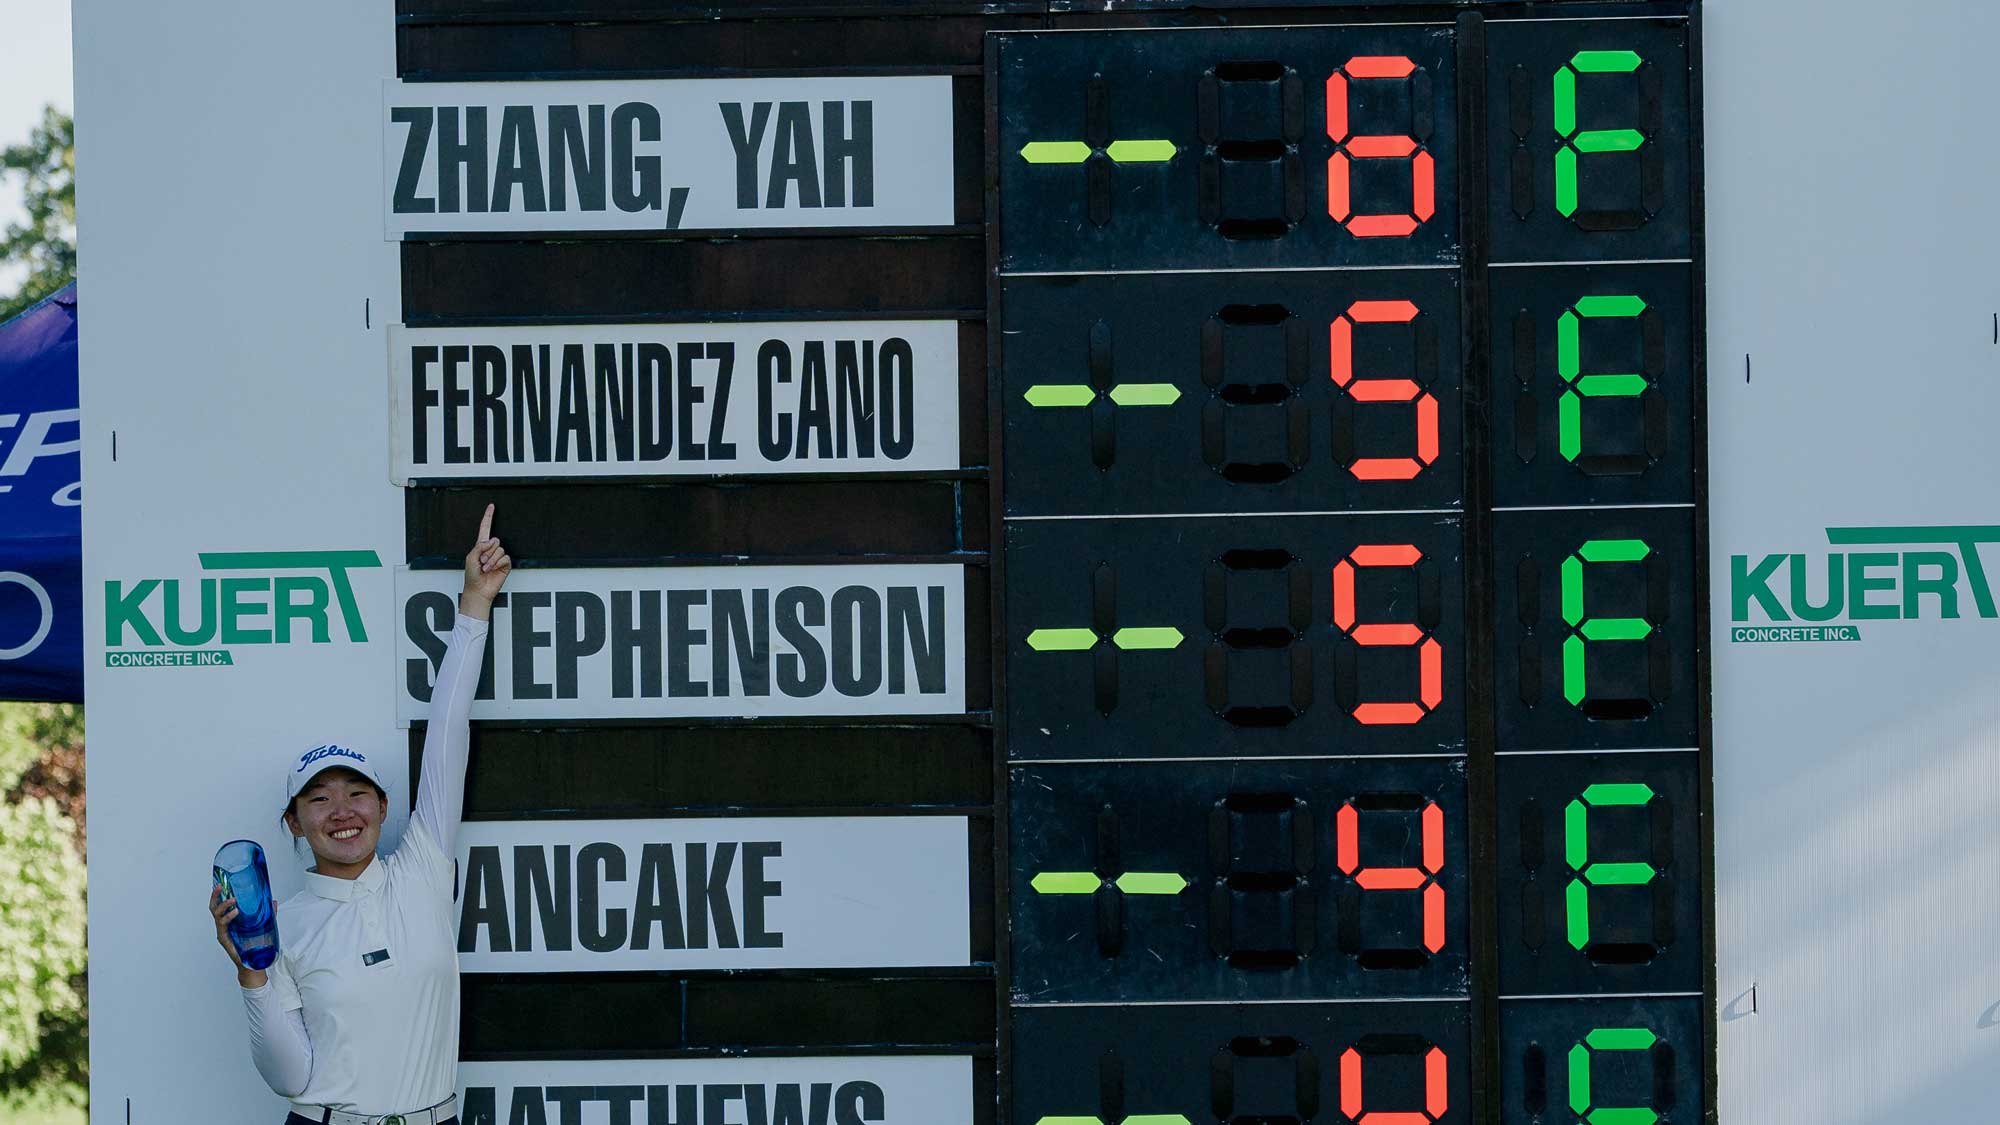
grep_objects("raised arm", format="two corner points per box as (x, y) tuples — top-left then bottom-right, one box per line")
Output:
(410, 503), (510, 854)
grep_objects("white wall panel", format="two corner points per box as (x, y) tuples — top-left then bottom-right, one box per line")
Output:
(1705, 2), (2000, 1119)
(77, 2), (404, 1120)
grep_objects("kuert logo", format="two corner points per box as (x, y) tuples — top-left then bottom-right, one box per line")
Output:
(104, 550), (381, 668)
(1730, 524), (1998, 643)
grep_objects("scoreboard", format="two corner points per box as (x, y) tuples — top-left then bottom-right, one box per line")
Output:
(371, 3), (1711, 1123)
(994, 11), (1709, 1125)
(83, 0), (2000, 1119)
(282, 2), (1714, 1122)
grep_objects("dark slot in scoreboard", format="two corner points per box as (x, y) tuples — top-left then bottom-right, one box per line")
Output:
(995, 9), (1709, 1125)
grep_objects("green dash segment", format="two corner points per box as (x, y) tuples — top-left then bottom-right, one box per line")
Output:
(1109, 383), (1182, 406)
(1582, 783), (1655, 806)
(1581, 617), (1652, 641)
(1024, 384), (1096, 408)
(1565, 800), (1589, 869)
(1020, 141), (1092, 165)
(1112, 626), (1184, 650)
(1586, 1027), (1658, 1051)
(1027, 628), (1099, 652)
(1566, 878), (1591, 949)
(1580, 539), (1650, 563)
(1030, 872), (1101, 895)
(1583, 862), (1658, 886)
(1106, 139), (1176, 163)
(1562, 635), (1587, 705)
(1568, 1043), (1593, 1113)
(1114, 872), (1188, 895)
(1559, 391), (1583, 462)
(1571, 50), (1643, 74)
(1577, 374), (1649, 398)
(1576, 295), (1647, 318)
(1576, 129), (1646, 153)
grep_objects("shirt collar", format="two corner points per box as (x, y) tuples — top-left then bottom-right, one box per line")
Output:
(302, 854), (384, 901)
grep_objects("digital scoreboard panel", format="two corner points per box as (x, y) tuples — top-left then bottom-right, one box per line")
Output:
(994, 10), (1709, 1125)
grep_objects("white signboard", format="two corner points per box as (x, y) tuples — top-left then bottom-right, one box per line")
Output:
(455, 816), (970, 972)
(384, 77), (955, 235)
(398, 564), (965, 722)
(458, 1055), (975, 1125)
(389, 320), (960, 482)
(1705, 3), (2000, 1120)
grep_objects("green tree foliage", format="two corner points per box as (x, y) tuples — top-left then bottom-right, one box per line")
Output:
(0, 705), (86, 1105)
(0, 106), (75, 321)
(0, 105), (86, 1110)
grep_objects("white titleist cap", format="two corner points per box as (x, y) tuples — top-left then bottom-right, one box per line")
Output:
(283, 743), (390, 808)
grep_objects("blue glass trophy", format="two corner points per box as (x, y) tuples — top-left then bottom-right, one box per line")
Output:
(212, 840), (279, 970)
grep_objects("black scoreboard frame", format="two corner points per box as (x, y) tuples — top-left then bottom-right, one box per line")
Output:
(391, 2), (1714, 1124)
(983, 7), (1713, 1125)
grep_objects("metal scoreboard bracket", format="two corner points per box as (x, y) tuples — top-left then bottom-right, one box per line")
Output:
(991, 8), (1712, 1125)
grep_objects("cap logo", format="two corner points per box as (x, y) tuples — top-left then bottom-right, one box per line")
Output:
(295, 744), (367, 773)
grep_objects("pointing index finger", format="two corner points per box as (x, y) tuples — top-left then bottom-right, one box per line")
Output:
(476, 503), (495, 545)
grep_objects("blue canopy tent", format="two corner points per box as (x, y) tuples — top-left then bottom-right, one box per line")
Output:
(0, 283), (81, 702)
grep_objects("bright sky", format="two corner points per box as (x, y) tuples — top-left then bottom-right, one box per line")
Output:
(0, 0), (75, 294)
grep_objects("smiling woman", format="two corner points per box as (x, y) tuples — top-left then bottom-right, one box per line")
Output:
(285, 758), (387, 878)
(205, 505), (511, 1125)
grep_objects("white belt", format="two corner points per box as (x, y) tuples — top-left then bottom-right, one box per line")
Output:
(297, 1094), (455, 1125)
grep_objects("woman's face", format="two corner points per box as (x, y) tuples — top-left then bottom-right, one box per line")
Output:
(285, 767), (384, 875)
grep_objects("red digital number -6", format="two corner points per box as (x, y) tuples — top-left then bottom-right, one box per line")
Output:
(1327, 56), (1435, 238)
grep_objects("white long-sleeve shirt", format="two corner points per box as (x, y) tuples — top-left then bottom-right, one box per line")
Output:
(238, 612), (487, 1115)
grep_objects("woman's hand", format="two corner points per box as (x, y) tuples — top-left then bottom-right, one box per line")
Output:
(210, 884), (267, 988)
(460, 503), (512, 620)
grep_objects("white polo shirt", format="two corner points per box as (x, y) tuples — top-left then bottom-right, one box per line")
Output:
(250, 613), (486, 1116)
